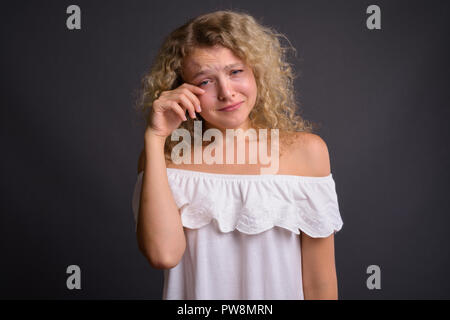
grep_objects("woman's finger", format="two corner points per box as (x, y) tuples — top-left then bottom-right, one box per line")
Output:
(178, 93), (197, 119)
(167, 100), (187, 121)
(182, 88), (203, 113)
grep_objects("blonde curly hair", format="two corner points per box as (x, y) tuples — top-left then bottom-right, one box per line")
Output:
(136, 10), (319, 162)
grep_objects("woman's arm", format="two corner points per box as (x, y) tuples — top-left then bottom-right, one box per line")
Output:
(294, 132), (339, 299)
(301, 233), (338, 299)
(136, 130), (186, 270)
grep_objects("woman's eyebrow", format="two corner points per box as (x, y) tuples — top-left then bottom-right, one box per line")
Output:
(192, 63), (243, 80)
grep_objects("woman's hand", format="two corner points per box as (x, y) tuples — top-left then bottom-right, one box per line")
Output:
(146, 83), (205, 138)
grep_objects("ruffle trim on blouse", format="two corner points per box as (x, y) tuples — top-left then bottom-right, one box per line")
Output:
(132, 168), (343, 238)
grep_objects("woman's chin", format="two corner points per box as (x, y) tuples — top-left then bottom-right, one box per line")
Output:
(206, 113), (251, 130)
(215, 119), (249, 131)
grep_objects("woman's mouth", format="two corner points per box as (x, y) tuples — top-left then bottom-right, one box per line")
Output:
(218, 101), (243, 112)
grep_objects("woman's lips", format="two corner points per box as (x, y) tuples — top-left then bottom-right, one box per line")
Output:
(218, 101), (243, 112)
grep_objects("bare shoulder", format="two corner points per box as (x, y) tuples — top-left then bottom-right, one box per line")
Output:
(288, 132), (331, 177)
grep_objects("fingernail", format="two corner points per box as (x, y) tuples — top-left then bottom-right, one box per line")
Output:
(197, 105), (202, 112)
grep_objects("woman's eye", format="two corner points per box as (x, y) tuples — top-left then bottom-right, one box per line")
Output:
(198, 70), (242, 86)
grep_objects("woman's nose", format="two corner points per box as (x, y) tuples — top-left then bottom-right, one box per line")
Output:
(217, 78), (234, 100)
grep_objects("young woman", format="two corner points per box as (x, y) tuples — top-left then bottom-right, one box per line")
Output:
(132, 10), (343, 300)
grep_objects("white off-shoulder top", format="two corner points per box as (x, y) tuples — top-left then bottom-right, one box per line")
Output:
(131, 167), (343, 300)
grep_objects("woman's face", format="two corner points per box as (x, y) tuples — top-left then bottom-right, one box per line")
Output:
(181, 45), (258, 133)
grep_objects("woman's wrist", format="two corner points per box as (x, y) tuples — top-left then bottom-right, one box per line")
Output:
(144, 127), (168, 144)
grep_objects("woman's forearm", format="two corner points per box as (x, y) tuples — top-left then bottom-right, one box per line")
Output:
(303, 279), (338, 300)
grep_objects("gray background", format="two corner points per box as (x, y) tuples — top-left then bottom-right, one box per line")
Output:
(1, 0), (449, 299)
